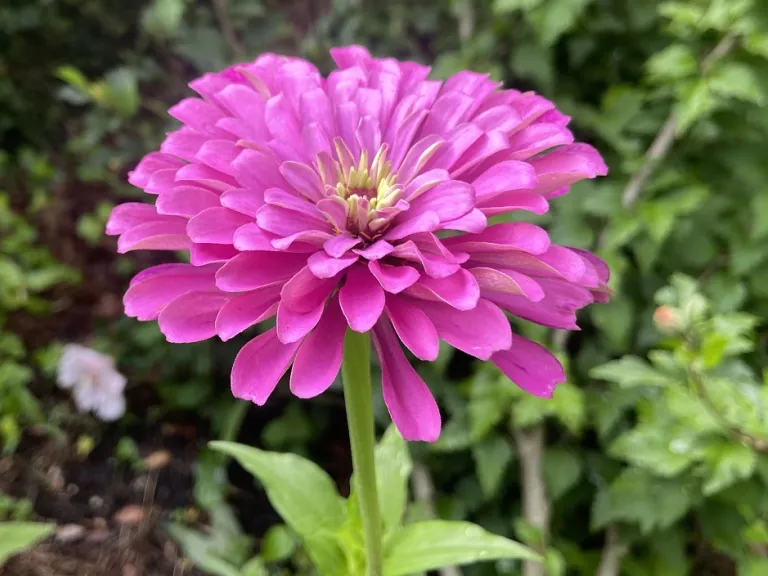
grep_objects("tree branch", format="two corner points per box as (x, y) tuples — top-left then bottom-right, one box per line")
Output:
(513, 425), (550, 576)
(411, 464), (463, 576)
(620, 32), (738, 209)
(212, 0), (246, 61)
(596, 525), (627, 576)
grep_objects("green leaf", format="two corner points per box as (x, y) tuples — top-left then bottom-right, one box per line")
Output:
(103, 67), (139, 118)
(610, 425), (699, 477)
(375, 426), (413, 534)
(591, 356), (677, 388)
(259, 524), (297, 563)
(240, 557), (268, 576)
(54, 65), (90, 92)
(543, 448), (583, 500)
(0, 522), (55, 566)
(473, 436), (514, 498)
(709, 62), (765, 105)
(740, 557), (768, 576)
(209, 442), (345, 538)
(527, 0), (594, 47)
(141, 0), (185, 40)
(493, 0), (544, 14)
(701, 441), (757, 495)
(646, 44), (698, 83)
(551, 383), (586, 434)
(591, 469), (694, 533)
(165, 523), (242, 576)
(675, 80), (717, 135)
(383, 521), (538, 575)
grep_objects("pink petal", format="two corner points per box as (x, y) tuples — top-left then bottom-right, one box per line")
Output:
(215, 285), (281, 341)
(168, 98), (229, 138)
(156, 186), (221, 217)
(507, 123), (574, 160)
(231, 328), (300, 405)
(232, 223), (278, 251)
(373, 318), (441, 442)
(492, 336), (565, 398)
(231, 149), (288, 192)
(469, 267), (544, 301)
(404, 181), (474, 223)
(281, 266), (340, 313)
(107, 203), (164, 235)
(158, 291), (230, 343)
(220, 188), (265, 218)
(257, 204), (331, 238)
(386, 295), (439, 361)
(530, 143), (608, 197)
(420, 298), (512, 360)
(290, 297), (346, 398)
(187, 207), (252, 244)
(405, 268), (480, 311)
(384, 211), (440, 241)
(442, 208), (488, 233)
(324, 234), (362, 257)
(117, 221), (191, 253)
(124, 264), (218, 321)
(128, 153), (185, 189)
(276, 299), (326, 344)
(308, 251), (358, 278)
(392, 240), (460, 279)
(480, 191), (549, 217)
(190, 244), (239, 265)
(215, 252), (306, 292)
(472, 160), (538, 203)
(339, 264), (385, 332)
(483, 279), (593, 330)
(195, 140), (241, 175)
(354, 240), (395, 260)
(444, 222), (550, 255)
(368, 261), (420, 294)
(160, 129), (208, 162)
(279, 161), (325, 202)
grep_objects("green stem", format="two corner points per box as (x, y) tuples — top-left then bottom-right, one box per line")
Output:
(342, 329), (384, 576)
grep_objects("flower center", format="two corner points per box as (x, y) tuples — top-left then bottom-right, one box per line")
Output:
(318, 142), (404, 240)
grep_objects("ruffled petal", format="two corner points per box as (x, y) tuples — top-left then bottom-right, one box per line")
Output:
(339, 264), (385, 332)
(290, 297), (346, 398)
(492, 336), (565, 398)
(372, 318), (441, 442)
(231, 328), (300, 405)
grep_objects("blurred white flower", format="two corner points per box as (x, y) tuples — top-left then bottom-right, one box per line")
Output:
(57, 344), (127, 421)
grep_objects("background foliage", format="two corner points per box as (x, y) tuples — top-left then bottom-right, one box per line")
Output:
(2, 0), (768, 574)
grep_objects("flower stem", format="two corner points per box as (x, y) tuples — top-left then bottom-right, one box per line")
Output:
(342, 329), (384, 576)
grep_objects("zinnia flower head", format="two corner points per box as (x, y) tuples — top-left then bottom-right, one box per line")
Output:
(57, 344), (127, 421)
(107, 46), (609, 441)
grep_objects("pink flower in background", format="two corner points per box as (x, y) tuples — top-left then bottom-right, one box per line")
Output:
(107, 46), (608, 442)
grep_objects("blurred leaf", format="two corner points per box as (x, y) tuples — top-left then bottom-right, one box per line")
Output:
(166, 523), (241, 576)
(701, 441), (757, 495)
(141, 0), (185, 40)
(103, 67), (139, 118)
(591, 357), (677, 388)
(383, 521), (538, 575)
(527, 0), (594, 47)
(591, 469), (694, 533)
(552, 383), (586, 434)
(0, 522), (55, 566)
(709, 62), (765, 105)
(543, 448), (583, 500)
(675, 80), (716, 135)
(472, 436), (514, 499)
(646, 44), (697, 82)
(493, 0), (544, 13)
(375, 426), (412, 533)
(259, 524), (297, 563)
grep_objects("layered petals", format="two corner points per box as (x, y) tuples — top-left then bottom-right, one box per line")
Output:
(111, 45), (609, 442)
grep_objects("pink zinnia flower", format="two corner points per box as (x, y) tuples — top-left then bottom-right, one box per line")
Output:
(107, 46), (609, 442)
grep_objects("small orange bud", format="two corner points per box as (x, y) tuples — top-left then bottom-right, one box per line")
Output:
(653, 305), (680, 332)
